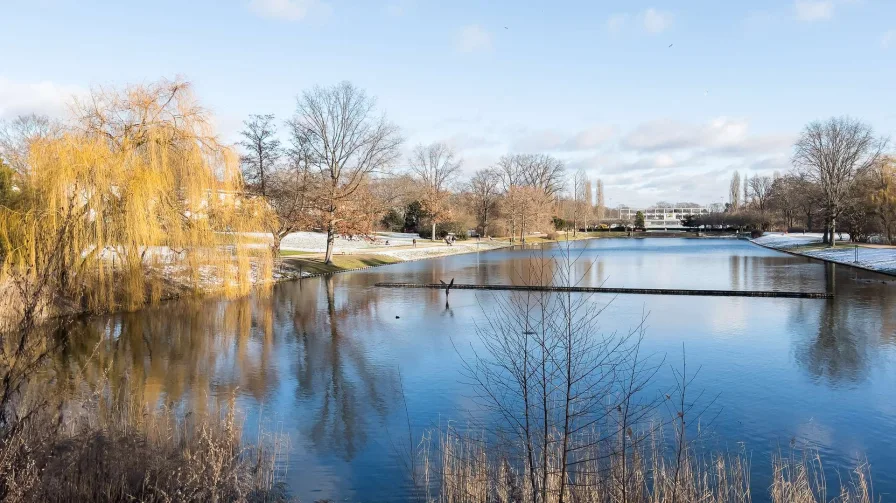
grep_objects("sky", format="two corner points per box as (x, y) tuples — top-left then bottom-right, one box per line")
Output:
(1, 0), (895, 207)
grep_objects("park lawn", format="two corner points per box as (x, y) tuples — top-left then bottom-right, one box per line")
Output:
(282, 253), (403, 274)
(279, 250), (315, 257)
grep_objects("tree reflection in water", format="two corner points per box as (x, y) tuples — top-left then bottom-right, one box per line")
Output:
(57, 274), (399, 462)
(793, 264), (896, 385)
(56, 295), (281, 414)
(44, 239), (896, 500)
(282, 275), (398, 460)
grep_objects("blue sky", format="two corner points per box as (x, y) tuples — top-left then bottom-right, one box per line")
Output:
(1, 0), (894, 206)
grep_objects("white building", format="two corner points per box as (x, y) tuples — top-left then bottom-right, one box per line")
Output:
(618, 204), (709, 229)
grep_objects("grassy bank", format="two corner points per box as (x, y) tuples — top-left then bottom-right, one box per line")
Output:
(276, 233), (633, 276)
(280, 253), (403, 275)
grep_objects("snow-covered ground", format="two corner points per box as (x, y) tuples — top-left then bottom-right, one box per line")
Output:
(280, 231), (417, 251)
(753, 232), (896, 275)
(371, 240), (507, 260)
(751, 232), (836, 249)
(802, 247), (896, 274)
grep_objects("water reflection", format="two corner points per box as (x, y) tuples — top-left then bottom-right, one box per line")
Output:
(291, 276), (398, 460)
(54, 239), (896, 501)
(60, 274), (400, 463)
(57, 296), (281, 413)
(792, 265), (896, 386)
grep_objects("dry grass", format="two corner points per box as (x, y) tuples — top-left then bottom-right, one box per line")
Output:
(415, 427), (873, 503)
(0, 367), (290, 503)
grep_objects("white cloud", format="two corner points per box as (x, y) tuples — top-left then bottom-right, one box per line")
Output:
(570, 126), (617, 149)
(605, 8), (672, 35)
(0, 77), (81, 120)
(605, 13), (628, 34)
(794, 0), (833, 22)
(553, 117), (798, 205)
(443, 132), (499, 151)
(642, 8), (673, 34)
(385, 0), (413, 17)
(456, 24), (493, 53)
(511, 125), (616, 152)
(882, 30), (896, 49)
(247, 0), (330, 21)
(621, 117), (792, 157)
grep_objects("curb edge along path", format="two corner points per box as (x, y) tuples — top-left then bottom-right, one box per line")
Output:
(749, 237), (896, 279)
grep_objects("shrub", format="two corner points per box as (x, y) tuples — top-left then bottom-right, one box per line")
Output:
(418, 221), (468, 240)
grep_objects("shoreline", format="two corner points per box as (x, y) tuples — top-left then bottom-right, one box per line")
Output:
(276, 232), (745, 279)
(24, 233), (750, 322)
(278, 239), (513, 278)
(750, 234), (896, 278)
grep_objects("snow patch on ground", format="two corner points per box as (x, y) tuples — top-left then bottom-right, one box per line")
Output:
(752, 233), (822, 249)
(280, 231), (417, 252)
(371, 241), (507, 261)
(753, 233), (896, 274)
(803, 248), (896, 274)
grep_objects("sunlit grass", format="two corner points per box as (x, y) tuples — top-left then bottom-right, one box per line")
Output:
(282, 253), (402, 274)
(278, 250), (315, 256)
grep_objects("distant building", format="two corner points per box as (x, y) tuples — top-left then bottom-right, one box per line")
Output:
(618, 203), (709, 229)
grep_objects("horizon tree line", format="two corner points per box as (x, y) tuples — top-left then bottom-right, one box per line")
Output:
(234, 82), (617, 260)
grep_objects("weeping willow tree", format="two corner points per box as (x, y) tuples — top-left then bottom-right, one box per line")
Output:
(0, 79), (274, 319)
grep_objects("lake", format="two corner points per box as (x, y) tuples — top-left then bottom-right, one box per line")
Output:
(60, 238), (896, 501)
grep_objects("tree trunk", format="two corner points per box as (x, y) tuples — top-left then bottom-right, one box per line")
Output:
(431, 221), (436, 242)
(324, 216), (336, 264)
(829, 217), (837, 247)
(270, 233), (282, 258)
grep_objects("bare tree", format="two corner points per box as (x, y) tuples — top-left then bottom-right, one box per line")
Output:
(729, 171), (741, 210)
(595, 178), (605, 226)
(769, 175), (800, 230)
(239, 114), (282, 197)
(793, 117), (887, 246)
(521, 153), (566, 199)
(583, 176), (593, 230)
(495, 155), (526, 242)
(458, 248), (662, 502)
(248, 120), (319, 253)
(291, 82), (402, 263)
(571, 169), (588, 236)
(468, 168), (501, 237)
(409, 143), (461, 241)
(748, 175), (773, 228)
(0, 114), (58, 174)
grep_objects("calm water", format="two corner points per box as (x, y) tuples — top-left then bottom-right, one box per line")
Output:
(61, 239), (896, 501)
